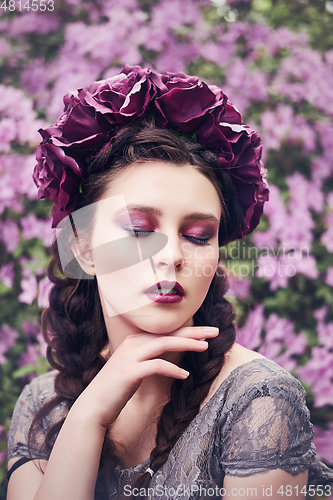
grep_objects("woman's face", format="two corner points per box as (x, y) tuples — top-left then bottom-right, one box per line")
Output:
(90, 161), (222, 334)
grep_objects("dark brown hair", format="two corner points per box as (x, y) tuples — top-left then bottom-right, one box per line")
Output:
(28, 121), (245, 496)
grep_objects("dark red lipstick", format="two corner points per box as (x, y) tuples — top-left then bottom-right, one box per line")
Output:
(145, 280), (184, 303)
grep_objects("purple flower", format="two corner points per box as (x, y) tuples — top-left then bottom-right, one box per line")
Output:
(325, 267), (333, 287)
(33, 65), (268, 240)
(0, 262), (14, 288)
(313, 423), (333, 465)
(20, 213), (56, 247)
(225, 273), (251, 299)
(5, 12), (59, 36)
(18, 275), (38, 305)
(236, 304), (264, 350)
(0, 219), (20, 253)
(37, 276), (54, 309)
(21, 319), (40, 339)
(0, 324), (18, 365)
(18, 261), (39, 305)
(321, 212), (333, 253)
(18, 333), (47, 367)
(296, 347), (333, 408)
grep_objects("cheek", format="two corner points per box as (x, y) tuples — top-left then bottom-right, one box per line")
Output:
(183, 242), (219, 277)
(181, 242), (219, 301)
(95, 260), (154, 317)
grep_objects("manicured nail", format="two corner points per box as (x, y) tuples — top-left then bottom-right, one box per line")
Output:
(197, 340), (208, 347)
(181, 369), (190, 378)
(203, 327), (219, 334)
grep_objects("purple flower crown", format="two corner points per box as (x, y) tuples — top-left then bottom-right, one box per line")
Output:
(33, 64), (269, 240)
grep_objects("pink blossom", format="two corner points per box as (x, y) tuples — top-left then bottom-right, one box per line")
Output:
(316, 319), (333, 351)
(37, 276), (54, 309)
(150, 0), (201, 32)
(236, 304), (264, 350)
(311, 156), (333, 183)
(199, 41), (235, 67)
(0, 324), (18, 365)
(18, 333), (47, 367)
(20, 214), (56, 247)
(311, 376), (333, 408)
(327, 192), (333, 210)
(325, 267), (333, 287)
(296, 347), (333, 407)
(313, 423), (333, 465)
(256, 254), (290, 291)
(257, 251), (319, 290)
(258, 314), (307, 371)
(254, 177), (318, 255)
(273, 47), (333, 117)
(3, 12), (59, 36)
(0, 262), (14, 288)
(286, 172), (324, 213)
(20, 59), (50, 109)
(264, 27), (308, 57)
(225, 273), (251, 299)
(21, 319), (40, 339)
(252, 184), (288, 250)
(0, 118), (16, 153)
(321, 212), (333, 253)
(223, 59), (268, 113)
(263, 313), (295, 343)
(0, 38), (11, 59)
(283, 252), (319, 280)
(18, 274), (38, 305)
(314, 305), (328, 323)
(18, 261), (39, 305)
(154, 39), (199, 72)
(0, 219), (20, 253)
(260, 105), (316, 156)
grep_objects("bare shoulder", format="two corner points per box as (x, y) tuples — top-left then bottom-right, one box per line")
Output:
(200, 343), (266, 409)
(216, 342), (265, 385)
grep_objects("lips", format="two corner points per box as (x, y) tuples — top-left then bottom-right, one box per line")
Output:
(145, 280), (184, 296)
(145, 280), (185, 303)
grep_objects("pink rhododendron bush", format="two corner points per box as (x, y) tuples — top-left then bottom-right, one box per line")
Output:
(0, 0), (332, 493)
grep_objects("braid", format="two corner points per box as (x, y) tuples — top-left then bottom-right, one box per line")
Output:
(28, 241), (112, 458)
(126, 265), (236, 497)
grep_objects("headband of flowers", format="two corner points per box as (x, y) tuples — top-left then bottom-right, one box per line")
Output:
(33, 64), (269, 240)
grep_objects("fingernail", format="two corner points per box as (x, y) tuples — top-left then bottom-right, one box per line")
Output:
(197, 340), (208, 347)
(181, 369), (190, 378)
(203, 327), (219, 334)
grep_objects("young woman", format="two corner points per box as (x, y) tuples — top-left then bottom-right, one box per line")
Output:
(6, 66), (333, 500)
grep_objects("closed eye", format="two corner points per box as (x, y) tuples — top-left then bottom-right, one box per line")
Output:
(125, 229), (154, 237)
(184, 235), (210, 246)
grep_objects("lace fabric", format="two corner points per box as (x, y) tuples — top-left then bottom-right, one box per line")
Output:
(7, 358), (333, 499)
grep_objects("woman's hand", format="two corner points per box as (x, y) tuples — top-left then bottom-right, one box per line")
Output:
(72, 326), (219, 429)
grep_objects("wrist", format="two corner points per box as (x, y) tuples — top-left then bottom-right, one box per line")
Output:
(68, 399), (110, 434)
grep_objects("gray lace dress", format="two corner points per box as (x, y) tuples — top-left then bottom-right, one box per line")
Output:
(7, 357), (333, 499)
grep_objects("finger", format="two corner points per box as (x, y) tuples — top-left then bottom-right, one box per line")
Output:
(134, 336), (209, 362)
(132, 358), (190, 382)
(170, 326), (219, 340)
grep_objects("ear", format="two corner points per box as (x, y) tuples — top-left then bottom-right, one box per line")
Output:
(70, 240), (96, 277)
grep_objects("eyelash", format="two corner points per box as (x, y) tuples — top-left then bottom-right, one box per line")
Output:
(125, 229), (210, 246)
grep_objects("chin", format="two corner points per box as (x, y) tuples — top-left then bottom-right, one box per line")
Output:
(125, 307), (193, 335)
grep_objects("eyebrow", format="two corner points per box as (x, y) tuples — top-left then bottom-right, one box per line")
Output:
(115, 205), (219, 224)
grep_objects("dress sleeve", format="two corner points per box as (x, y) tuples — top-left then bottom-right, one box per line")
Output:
(215, 363), (333, 486)
(7, 371), (64, 463)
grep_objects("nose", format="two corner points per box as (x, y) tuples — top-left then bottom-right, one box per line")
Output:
(152, 232), (184, 271)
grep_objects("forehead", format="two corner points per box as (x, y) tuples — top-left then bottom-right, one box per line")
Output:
(98, 161), (222, 217)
